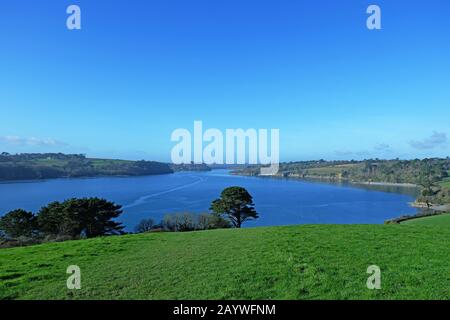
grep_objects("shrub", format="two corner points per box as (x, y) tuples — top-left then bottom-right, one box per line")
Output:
(134, 218), (155, 233)
(161, 212), (231, 232)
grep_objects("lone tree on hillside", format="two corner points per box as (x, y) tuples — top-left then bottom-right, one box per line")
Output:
(210, 186), (259, 228)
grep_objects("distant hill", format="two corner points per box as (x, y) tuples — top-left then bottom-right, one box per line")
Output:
(234, 158), (450, 205)
(169, 163), (211, 172)
(234, 158), (450, 184)
(0, 153), (174, 181)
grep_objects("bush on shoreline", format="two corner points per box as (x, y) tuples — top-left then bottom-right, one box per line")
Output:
(133, 212), (231, 234)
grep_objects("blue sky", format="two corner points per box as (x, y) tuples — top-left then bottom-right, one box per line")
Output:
(0, 0), (449, 161)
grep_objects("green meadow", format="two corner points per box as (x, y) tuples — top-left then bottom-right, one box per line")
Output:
(1, 224), (449, 300)
(401, 213), (450, 227)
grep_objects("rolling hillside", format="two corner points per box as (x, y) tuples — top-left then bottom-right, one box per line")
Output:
(1, 224), (449, 300)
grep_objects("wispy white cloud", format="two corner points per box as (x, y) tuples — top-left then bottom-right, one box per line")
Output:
(409, 132), (448, 150)
(335, 143), (392, 158)
(0, 135), (67, 147)
(374, 143), (391, 152)
(334, 150), (371, 158)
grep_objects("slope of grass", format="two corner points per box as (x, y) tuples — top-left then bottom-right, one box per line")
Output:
(0, 225), (449, 300)
(401, 213), (450, 226)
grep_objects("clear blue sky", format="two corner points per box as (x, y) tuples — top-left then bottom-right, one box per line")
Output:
(0, 0), (449, 161)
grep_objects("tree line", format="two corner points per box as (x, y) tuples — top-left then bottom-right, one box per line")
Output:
(135, 187), (259, 232)
(0, 198), (124, 247)
(135, 213), (231, 233)
(0, 187), (259, 248)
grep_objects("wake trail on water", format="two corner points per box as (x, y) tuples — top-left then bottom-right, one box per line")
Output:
(123, 175), (207, 209)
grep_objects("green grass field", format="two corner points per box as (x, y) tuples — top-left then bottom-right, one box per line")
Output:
(401, 213), (450, 226)
(0, 224), (449, 300)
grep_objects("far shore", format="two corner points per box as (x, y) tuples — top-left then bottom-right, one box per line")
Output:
(410, 201), (449, 211)
(351, 181), (418, 188)
(233, 171), (420, 188)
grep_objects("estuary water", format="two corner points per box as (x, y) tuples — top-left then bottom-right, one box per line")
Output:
(0, 170), (419, 231)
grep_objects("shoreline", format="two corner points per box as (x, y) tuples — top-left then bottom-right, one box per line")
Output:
(0, 169), (214, 184)
(385, 211), (448, 224)
(233, 171), (420, 188)
(410, 201), (449, 211)
(351, 181), (418, 188)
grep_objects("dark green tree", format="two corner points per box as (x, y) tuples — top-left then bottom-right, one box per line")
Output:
(210, 187), (259, 228)
(70, 198), (124, 237)
(37, 198), (124, 238)
(36, 201), (79, 237)
(0, 209), (37, 238)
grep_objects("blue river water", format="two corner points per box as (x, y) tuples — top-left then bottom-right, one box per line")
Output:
(0, 170), (419, 231)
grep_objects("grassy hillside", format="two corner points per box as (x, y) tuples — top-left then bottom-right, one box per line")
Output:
(1, 224), (449, 300)
(401, 213), (450, 226)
